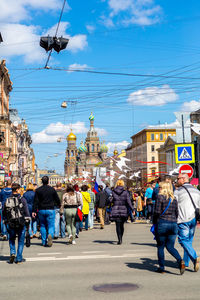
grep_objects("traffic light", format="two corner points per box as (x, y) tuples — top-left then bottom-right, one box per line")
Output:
(54, 37), (69, 53)
(40, 36), (69, 53)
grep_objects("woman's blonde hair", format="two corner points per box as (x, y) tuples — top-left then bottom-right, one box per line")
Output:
(26, 183), (34, 191)
(159, 181), (174, 201)
(115, 179), (125, 187)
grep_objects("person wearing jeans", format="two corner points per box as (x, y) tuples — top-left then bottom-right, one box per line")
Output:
(80, 185), (91, 231)
(175, 173), (200, 272)
(96, 185), (108, 229)
(54, 182), (65, 238)
(153, 182), (185, 274)
(3, 183), (30, 264)
(88, 184), (95, 229)
(32, 176), (60, 247)
(38, 210), (55, 246)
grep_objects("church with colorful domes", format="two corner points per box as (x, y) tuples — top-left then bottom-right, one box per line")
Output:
(64, 113), (109, 179)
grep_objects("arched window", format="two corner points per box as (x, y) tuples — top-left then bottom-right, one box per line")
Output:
(92, 144), (95, 152)
(87, 144), (89, 152)
(71, 150), (74, 157)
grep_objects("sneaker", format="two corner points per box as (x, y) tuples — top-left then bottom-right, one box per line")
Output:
(179, 260), (185, 275)
(47, 234), (53, 247)
(68, 235), (73, 244)
(194, 257), (200, 272)
(155, 268), (165, 274)
(3, 235), (7, 241)
(72, 240), (76, 245)
(9, 254), (15, 264)
(75, 234), (79, 238)
(15, 259), (26, 264)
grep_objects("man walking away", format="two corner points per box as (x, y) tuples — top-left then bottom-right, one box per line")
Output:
(175, 173), (200, 272)
(32, 176), (60, 247)
(54, 182), (65, 238)
(96, 185), (109, 229)
(0, 180), (12, 240)
(3, 183), (30, 264)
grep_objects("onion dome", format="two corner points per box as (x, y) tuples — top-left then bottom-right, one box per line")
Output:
(79, 141), (87, 153)
(89, 112), (94, 121)
(67, 130), (76, 141)
(101, 142), (108, 153)
(113, 148), (118, 156)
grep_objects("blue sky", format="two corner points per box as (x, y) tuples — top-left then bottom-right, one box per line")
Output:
(1, 0), (200, 174)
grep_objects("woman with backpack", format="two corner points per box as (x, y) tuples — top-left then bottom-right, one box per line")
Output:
(153, 181), (185, 274)
(23, 183), (37, 238)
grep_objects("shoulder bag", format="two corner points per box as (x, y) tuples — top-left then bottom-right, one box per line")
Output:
(182, 186), (200, 222)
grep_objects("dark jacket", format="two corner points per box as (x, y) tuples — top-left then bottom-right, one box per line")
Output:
(23, 190), (35, 213)
(33, 185), (60, 212)
(0, 187), (12, 207)
(96, 191), (109, 208)
(110, 186), (133, 220)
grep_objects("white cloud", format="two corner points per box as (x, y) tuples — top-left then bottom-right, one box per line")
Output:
(86, 25), (96, 33)
(68, 63), (89, 72)
(0, 23), (45, 63)
(180, 100), (200, 113)
(0, 0), (67, 23)
(96, 128), (108, 136)
(147, 120), (179, 129)
(107, 141), (129, 154)
(1, 22), (88, 63)
(32, 121), (107, 144)
(102, 0), (162, 27)
(127, 84), (179, 106)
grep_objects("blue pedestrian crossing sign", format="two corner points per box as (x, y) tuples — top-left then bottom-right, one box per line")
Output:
(175, 144), (195, 164)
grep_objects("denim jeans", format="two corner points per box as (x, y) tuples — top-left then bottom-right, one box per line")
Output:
(80, 214), (89, 230)
(54, 208), (66, 238)
(0, 209), (8, 237)
(38, 210), (55, 246)
(88, 209), (94, 228)
(156, 219), (182, 271)
(178, 217), (197, 266)
(76, 221), (80, 236)
(7, 225), (26, 262)
(29, 219), (37, 237)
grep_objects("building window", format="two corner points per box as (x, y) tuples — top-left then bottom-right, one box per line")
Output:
(71, 150), (74, 157)
(152, 169), (156, 176)
(160, 133), (163, 140)
(92, 144), (95, 152)
(151, 145), (155, 152)
(87, 144), (89, 152)
(152, 156), (155, 162)
(151, 134), (154, 141)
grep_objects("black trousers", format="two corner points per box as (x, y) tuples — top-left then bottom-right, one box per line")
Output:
(115, 219), (125, 243)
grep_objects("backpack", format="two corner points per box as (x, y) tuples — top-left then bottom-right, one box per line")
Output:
(4, 195), (25, 228)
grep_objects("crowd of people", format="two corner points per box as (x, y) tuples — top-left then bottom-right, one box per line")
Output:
(0, 174), (200, 276)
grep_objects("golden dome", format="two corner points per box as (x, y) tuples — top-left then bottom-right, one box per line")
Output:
(67, 131), (77, 141)
(113, 149), (118, 156)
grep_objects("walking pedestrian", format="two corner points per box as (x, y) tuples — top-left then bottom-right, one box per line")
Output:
(0, 180), (12, 240)
(3, 183), (30, 264)
(23, 183), (37, 238)
(174, 173), (200, 272)
(144, 183), (153, 222)
(60, 184), (82, 244)
(87, 184), (95, 229)
(153, 182), (185, 274)
(95, 185), (109, 229)
(32, 176), (60, 247)
(54, 182), (66, 238)
(80, 185), (91, 230)
(110, 180), (133, 244)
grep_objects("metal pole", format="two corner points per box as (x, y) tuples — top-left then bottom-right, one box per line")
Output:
(181, 114), (185, 143)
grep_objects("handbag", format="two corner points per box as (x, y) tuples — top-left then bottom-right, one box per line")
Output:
(182, 186), (200, 222)
(75, 208), (83, 222)
(150, 198), (172, 237)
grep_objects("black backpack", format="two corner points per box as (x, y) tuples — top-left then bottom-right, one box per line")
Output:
(4, 195), (25, 228)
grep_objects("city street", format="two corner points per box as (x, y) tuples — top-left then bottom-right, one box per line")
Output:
(0, 222), (200, 300)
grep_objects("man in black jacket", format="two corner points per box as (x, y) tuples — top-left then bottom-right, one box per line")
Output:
(96, 185), (109, 229)
(32, 176), (60, 247)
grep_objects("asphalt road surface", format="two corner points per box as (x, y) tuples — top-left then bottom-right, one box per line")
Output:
(0, 221), (200, 300)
